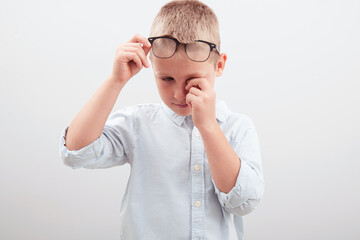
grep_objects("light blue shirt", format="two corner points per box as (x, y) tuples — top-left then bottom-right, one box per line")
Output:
(60, 99), (264, 240)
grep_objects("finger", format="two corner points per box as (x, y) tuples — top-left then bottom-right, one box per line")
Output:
(128, 33), (151, 46)
(123, 45), (150, 68)
(185, 78), (209, 91)
(126, 42), (151, 56)
(128, 34), (152, 55)
(189, 86), (202, 96)
(142, 42), (152, 56)
(133, 43), (150, 67)
(124, 52), (143, 69)
(186, 93), (196, 108)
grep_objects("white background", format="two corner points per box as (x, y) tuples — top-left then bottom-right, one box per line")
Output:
(1, 0), (359, 239)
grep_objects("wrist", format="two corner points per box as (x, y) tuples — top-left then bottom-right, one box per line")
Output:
(106, 75), (127, 92)
(197, 120), (219, 134)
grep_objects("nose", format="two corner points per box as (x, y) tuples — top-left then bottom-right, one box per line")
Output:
(173, 83), (188, 101)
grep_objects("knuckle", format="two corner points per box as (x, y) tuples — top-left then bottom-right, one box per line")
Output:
(131, 53), (139, 62)
(133, 51), (141, 58)
(133, 44), (145, 54)
(130, 34), (142, 43)
(116, 43), (125, 51)
(138, 46), (146, 55)
(136, 34), (145, 43)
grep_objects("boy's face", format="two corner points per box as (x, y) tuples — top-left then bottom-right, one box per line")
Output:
(151, 45), (225, 116)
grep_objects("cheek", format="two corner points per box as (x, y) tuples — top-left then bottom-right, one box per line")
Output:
(207, 77), (215, 88)
(157, 83), (172, 97)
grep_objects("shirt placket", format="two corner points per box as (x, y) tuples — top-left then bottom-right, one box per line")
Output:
(190, 126), (205, 240)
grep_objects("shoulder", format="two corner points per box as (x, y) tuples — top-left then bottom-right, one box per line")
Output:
(226, 112), (256, 141)
(134, 102), (161, 114)
(218, 101), (258, 143)
(217, 100), (255, 129)
(109, 102), (162, 120)
(227, 112), (256, 130)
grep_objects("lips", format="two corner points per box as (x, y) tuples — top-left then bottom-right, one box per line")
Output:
(173, 103), (189, 108)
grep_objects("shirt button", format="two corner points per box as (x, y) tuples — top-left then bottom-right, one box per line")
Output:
(194, 164), (200, 171)
(195, 200), (201, 207)
(194, 131), (200, 137)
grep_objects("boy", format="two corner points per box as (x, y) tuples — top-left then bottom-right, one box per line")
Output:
(60, 0), (264, 239)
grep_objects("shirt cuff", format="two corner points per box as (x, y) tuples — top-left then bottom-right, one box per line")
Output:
(59, 126), (104, 168)
(212, 159), (264, 215)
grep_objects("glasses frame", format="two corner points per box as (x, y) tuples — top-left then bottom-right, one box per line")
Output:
(148, 36), (220, 62)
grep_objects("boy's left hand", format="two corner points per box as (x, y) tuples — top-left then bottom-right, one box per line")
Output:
(185, 78), (217, 131)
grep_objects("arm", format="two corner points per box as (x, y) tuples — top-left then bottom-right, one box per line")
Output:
(201, 120), (264, 217)
(186, 79), (264, 216)
(65, 34), (152, 151)
(199, 123), (240, 194)
(185, 78), (239, 192)
(65, 78), (125, 150)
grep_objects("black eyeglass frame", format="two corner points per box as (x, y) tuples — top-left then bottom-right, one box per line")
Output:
(148, 36), (220, 62)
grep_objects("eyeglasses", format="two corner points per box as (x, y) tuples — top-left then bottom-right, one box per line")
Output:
(148, 36), (220, 62)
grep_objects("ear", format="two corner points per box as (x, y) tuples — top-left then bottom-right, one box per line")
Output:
(215, 53), (227, 77)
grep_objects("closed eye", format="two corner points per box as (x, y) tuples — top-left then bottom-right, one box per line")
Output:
(162, 77), (174, 81)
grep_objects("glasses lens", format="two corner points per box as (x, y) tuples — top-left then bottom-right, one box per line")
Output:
(152, 38), (177, 58)
(186, 41), (211, 62)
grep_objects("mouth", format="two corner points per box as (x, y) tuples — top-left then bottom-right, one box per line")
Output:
(173, 103), (189, 108)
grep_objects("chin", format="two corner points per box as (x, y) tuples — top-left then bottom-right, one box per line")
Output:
(175, 110), (192, 116)
(170, 104), (192, 116)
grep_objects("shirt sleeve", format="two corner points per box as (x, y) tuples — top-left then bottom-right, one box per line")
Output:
(59, 106), (136, 169)
(212, 117), (264, 216)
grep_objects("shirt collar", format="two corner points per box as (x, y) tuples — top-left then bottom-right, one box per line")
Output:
(160, 99), (231, 126)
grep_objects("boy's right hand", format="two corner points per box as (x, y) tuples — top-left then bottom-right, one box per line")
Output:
(109, 34), (152, 85)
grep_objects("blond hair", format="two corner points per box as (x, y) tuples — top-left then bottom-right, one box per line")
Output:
(149, 0), (221, 67)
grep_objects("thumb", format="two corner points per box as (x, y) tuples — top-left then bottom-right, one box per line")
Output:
(143, 44), (152, 56)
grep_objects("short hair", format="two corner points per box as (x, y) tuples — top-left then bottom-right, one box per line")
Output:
(149, 0), (221, 68)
